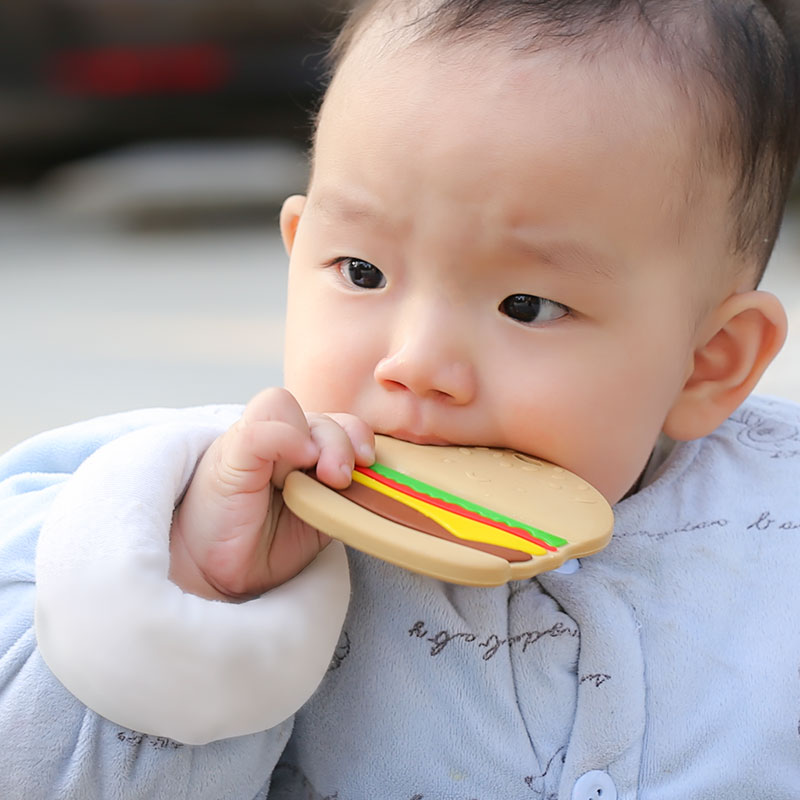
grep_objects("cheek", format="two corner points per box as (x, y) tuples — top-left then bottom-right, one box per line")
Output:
(494, 345), (683, 503)
(283, 295), (380, 411)
(566, 362), (687, 500)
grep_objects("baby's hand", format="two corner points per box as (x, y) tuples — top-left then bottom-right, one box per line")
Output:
(169, 388), (374, 600)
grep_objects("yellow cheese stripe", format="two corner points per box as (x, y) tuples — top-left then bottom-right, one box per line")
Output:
(351, 470), (548, 557)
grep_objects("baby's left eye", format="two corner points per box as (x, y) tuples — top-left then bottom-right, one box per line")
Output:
(499, 294), (569, 324)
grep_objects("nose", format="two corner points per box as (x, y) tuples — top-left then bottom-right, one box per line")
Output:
(373, 305), (477, 404)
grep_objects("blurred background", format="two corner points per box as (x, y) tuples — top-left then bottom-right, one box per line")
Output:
(0, 0), (798, 452)
(0, 0), (348, 451)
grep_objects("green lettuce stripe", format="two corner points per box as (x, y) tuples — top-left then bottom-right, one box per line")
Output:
(369, 461), (568, 548)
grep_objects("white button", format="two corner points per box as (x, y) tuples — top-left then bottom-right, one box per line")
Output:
(571, 770), (618, 800)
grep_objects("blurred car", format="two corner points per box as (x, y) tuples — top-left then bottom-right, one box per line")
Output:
(0, 0), (351, 181)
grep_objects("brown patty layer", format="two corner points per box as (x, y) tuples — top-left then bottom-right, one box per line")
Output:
(339, 480), (532, 563)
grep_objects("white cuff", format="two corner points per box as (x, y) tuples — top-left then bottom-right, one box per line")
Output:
(34, 418), (351, 745)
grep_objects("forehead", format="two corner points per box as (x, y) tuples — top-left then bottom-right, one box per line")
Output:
(321, 21), (695, 171)
(313, 32), (715, 254)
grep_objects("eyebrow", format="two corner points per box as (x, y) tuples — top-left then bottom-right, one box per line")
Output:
(311, 191), (387, 226)
(508, 234), (619, 282)
(312, 191), (618, 281)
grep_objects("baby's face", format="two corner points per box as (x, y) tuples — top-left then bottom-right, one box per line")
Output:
(281, 34), (735, 504)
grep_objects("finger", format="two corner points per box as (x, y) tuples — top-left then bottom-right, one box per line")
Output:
(243, 387), (310, 433)
(322, 413), (376, 466)
(307, 415), (362, 489)
(227, 388), (317, 489)
(220, 420), (318, 493)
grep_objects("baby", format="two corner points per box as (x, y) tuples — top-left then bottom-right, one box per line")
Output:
(2, 0), (800, 798)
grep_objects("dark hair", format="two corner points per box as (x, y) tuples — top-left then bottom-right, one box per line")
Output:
(326, 0), (800, 280)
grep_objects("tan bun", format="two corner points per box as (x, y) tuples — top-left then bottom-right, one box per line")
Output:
(282, 435), (614, 586)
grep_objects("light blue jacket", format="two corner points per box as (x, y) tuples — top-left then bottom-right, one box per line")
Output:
(2, 396), (800, 799)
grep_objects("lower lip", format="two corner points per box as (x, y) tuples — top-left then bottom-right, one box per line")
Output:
(382, 430), (452, 446)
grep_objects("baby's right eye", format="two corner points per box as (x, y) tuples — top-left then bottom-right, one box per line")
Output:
(339, 258), (386, 290)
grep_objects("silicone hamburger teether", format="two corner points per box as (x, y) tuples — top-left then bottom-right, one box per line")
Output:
(282, 436), (614, 586)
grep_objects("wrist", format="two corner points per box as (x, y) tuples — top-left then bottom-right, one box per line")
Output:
(168, 513), (235, 602)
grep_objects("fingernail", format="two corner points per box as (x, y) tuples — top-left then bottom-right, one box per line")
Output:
(341, 463), (355, 481)
(358, 443), (375, 463)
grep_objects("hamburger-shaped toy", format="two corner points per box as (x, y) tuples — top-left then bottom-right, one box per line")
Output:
(282, 436), (614, 586)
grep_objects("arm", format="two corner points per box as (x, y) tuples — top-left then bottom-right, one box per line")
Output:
(33, 396), (359, 744)
(0, 411), (294, 798)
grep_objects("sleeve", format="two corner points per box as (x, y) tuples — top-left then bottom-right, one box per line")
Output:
(0, 409), (351, 800)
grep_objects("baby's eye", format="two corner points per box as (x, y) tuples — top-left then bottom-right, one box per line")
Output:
(339, 258), (386, 290)
(499, 294), (569, 324)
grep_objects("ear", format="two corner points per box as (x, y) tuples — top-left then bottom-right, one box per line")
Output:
(279, 194), (307, 256)
(663, 290), (787, 441)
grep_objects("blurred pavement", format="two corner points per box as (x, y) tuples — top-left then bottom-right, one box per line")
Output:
(0, 193), (289, 452)
(0, 173), (798, 453)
